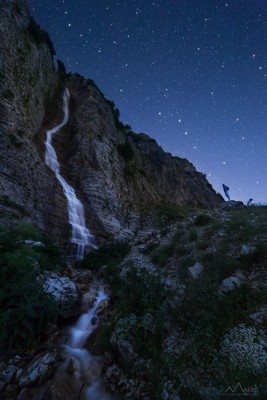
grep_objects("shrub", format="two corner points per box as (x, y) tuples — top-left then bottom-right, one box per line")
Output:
(0, 223), (63, 350)
(2, 89), (14, 101)
(77, 241), (130, 270)
(194, 214), (212, 226)
(117, 142), (135, 162)
(104, 267), (167, 359)
(154, 203), (195, 224)
(0, 196), (29, 216)
(151, 242), (176, 267)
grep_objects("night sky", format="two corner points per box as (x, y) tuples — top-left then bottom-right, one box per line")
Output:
(28, 0), (267, 204)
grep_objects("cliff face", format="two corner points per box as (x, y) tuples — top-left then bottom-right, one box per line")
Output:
(0, 0), (71, 242)
(64, 76), (223, 239)
(0, 0), (223, 245)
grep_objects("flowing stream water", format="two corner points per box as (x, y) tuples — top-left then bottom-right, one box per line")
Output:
(33, 287), (117, 400)
(45, 89), (96, 259)
(60, 287), (115, 400)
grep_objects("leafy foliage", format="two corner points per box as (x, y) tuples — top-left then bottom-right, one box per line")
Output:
(154, 202), (195, 225)
(76, 241), (130, 270)
(117, 142), (135, 162)
(0, 223), (62, 350)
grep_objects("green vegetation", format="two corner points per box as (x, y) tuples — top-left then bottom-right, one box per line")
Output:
(225, 206), (267, 243)
(165, 206), (267, 398)
(117, 142), (135, 162)
(76, 241), (130, 271)
(79, 207), (267, 399)
(2, 89), (14, 101)
(151, 242), (176, 267)
(0, 222), (63, 350)
(0, 195), (29, 216)
(194, 213), (212, 226)
(154, 202), (195, 226)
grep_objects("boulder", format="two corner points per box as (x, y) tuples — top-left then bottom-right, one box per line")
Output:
(19, 350), (62, 387)
(219, 201), (244, 210)
(188, 262), (204, 279)
(0, 365), (19, 383)
(241, 244), (255, 255)
(38, 272), (78, 305)
(219, 276), (241, 294)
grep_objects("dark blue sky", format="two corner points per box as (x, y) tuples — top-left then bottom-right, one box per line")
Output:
(28, 0), (267, 203)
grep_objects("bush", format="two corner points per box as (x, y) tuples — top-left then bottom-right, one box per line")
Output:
(154, 203), (195, 224)
(194, 214), (212, 226)
(117, 142), (135, 162)
(151, 242), (176, 267)
(2, 89), (14, 101)
(103, 267), (167, 358)
(0, 223), (62, 350)
(77, 241), (130, 270)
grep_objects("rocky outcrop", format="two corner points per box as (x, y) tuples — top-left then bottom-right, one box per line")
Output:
(0, 0), (223, 246)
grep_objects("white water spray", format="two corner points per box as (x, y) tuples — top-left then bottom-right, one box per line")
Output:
(45, 89), (96, 259)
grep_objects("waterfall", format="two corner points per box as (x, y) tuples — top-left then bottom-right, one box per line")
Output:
(45, 89), (96, 259)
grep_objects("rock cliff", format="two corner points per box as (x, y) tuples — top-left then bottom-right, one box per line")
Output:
(0, 0), (223, 246)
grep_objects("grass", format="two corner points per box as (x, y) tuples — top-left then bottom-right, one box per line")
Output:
(154, 203), (196, 225)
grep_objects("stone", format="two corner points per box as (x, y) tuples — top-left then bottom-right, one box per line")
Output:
(249, 309), (267, 324)
(162, 388), (169, 400)
(0, 365), (19, 383)
(188, 262), (204, 279)
(219, 276), (241, 294)
(19, 350), (62, 387)
(19, 240), (44, 247)
(241, 244), (255, 255)
(219, 201), (244, 210)
(38, 272), (78, 305)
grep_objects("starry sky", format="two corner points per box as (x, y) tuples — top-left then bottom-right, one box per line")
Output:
(28, 0), (267, 204)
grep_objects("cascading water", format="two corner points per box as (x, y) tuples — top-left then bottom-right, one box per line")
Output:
(45, 89), (96, 259)
(61, 287), (116, 400)
(33, 287), (118, 400)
